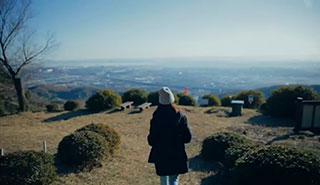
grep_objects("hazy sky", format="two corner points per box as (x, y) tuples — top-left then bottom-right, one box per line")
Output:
(31, 0), (320, 60)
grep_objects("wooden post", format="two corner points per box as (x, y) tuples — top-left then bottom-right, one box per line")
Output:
(0, 148), (4, 156)
(42, 141), (47, 153)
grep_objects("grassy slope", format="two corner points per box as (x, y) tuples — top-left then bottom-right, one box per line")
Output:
(0, 106), (319, 185)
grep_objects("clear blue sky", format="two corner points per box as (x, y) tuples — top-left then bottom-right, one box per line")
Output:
(31, 0), (320, 60)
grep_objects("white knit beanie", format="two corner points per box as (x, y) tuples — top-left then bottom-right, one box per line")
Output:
(159, 87), (175, 105)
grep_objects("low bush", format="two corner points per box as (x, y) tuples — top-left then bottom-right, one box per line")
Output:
(234, 90), (265, 109)
(122, 88), (148, 105)
(57, 131), (110, 171)
(64, 99), (82, 111)
(221, 94), (235, 107)
(85, 89), (121, 111)
(147, 91), (159, 106)
(0, 151), (57, 185)
(0, 100), (6, 116)
(178, 94), (197, 106)
(201, 132), (253, 162)
(46, 103), (59, 112)
(224, 141), (258, 168)
(232, 145), (320, 185)
(266, 86), (319, 117)
(76, 123), (120, 154)
(202, 94), (221, 106)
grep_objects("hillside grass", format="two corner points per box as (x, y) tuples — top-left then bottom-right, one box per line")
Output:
(1, 106), (319, 185)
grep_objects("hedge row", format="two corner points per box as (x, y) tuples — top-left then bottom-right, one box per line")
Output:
(0, 123), (120, 184)
(57, 123), (120, 171)
(44, 85), (320, 117)
(201, 132), (320, 185)
(0, 151), (57, 185)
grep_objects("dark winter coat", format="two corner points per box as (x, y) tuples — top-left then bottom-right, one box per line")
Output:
(147, 105), (192, 176)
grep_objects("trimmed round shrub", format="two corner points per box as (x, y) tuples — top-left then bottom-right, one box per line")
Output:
(64, 99), (82, 111)
(76, 123), (120, 154)
(178, 94), (197, 106)
(0, 151), (57, 185)
(221, 94), (235, 107)
(147, 91), (159, 106)
(57, 131), (110, 171)
(201, 132), (253, 161)
(266, 86), (319, 117)
(234, 90), (265, 109)
(176, 92), (185, 98)
(85, 89), (121, 111)
(224, 141), (258, 168)
(232, 145), (320, 185)
(122, 88), (147, 105)
(46, 103), (59, 112)
(202, 94), (221, 106)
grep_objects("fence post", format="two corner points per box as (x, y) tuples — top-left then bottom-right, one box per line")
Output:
(43, 141), (47, 153)
(0, 148), (4, 156)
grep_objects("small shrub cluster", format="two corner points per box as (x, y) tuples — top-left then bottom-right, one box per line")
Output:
(46, 103), (60, 112)
(178, 94), (197, 106)
(76, 123), (120, 154)
(234, 90), (265, 109)
(57, 123), (120, 171)
(232, 145), (320, 185)
(201, 132), (255, 163)
(265, 86), (319, 117)
(147, 91), (159, 106)
(122, 88), (147, 105)
(0, 151), (57, 185)
(57, 131), (109, 171)
(64, 99), (82, 111)
(202, 94), (221, 106)
(221, 94), (235, 107)
(86, 89), (121, 111)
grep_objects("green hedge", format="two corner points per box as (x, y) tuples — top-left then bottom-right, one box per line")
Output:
(266, 86), (319, 117)
(76, 123), (120, 154)
(202, 94), (221, 106)
(201, 132), (254, 162)
(46, 104), (60, 112)
(0, 151), (57, 185)
(122, 88), (147, 106)
(147, 91), (159, 106)
(178, 94), (197, 106)
(232, 145), (320, 185)
(57, 131), (110, 171)
(64, 99), (82, 111)
(221, 94), (235, 107)
(234, 90), (265, 109)
(85, 89), (121, 111)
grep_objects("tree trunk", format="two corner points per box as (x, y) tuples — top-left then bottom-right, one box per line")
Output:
(13, 78), (27, 112)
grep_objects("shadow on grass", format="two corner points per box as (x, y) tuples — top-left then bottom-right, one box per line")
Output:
(266, 130), (319, 145)
(43, 109), (96, 122)
(188, 155), (230, 185)
(188, 155), (220, 172)
(106, 108), (121, 114)
(247, 115), (296, 127)
(129, 109), (142, 114)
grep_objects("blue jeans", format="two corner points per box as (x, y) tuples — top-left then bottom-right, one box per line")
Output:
(160, 175), (179, 185)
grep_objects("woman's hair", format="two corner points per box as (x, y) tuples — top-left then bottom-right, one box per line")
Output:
(157, 103), (180, 113)
(171, 103), (181, 113)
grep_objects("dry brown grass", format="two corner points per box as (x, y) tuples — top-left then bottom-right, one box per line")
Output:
(1, 106), (319, 185)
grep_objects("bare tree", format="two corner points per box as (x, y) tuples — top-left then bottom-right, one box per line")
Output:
(0, 0), (55, 111)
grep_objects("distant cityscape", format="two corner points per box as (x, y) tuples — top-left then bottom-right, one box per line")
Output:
(24, 60), (320, 101)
